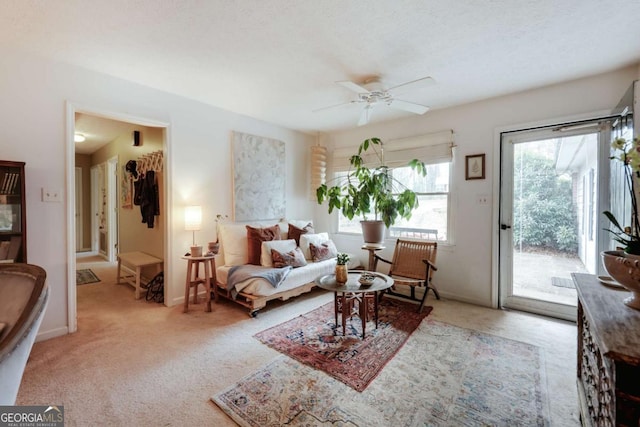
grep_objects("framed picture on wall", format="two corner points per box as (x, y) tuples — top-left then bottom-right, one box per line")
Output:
(465, 154), (485, 180)
(121, 166), (133, 209)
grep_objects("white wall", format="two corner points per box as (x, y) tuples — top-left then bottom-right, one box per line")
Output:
(320, 65), (639, 307)
(0, 48), (315, 339)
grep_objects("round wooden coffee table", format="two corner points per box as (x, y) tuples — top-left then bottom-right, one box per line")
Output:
(315, 271), (393, 338)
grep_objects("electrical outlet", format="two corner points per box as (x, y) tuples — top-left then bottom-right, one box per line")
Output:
(476, 194), (489, 205)
(42, 188), (62, 202)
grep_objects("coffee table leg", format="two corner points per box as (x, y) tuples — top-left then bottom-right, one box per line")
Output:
(360, 295), (366, 338)
(341, 293), (347, 336)
(374, 291), (379, 329)
(333, 292), (338, 334)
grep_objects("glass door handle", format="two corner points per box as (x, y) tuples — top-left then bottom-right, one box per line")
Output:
(500, 224), (512, 230)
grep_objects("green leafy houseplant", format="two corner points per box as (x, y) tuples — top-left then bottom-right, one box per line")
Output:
(336, 253), (350, 265)
(316, 137), (427, 229)
(604, 136), (640, 255)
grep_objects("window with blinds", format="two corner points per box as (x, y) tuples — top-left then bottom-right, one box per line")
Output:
(332, 130), (455, 242)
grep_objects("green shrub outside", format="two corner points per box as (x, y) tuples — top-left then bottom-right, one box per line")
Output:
(513, 151), (578, 253)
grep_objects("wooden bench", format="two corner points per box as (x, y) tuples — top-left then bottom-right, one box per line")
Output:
(116, 251), (163, 299)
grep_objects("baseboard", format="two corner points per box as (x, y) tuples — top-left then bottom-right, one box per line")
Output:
(36, 326), (68, 342)
(170, 289), (210, 307)
(76, 250), (98, 258)
(437, 291), (493, 308)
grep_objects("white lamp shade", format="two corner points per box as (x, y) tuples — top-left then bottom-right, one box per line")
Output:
(184, 206), (202, 231)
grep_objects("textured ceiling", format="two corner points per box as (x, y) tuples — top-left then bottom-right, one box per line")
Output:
(3, 1), (640, 134)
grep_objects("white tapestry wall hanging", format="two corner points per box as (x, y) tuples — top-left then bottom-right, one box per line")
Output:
(231, 131), (286, 221)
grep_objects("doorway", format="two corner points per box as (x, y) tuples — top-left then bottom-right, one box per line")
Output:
(499, 120), (611, 320)
(68, 105), (170, 333)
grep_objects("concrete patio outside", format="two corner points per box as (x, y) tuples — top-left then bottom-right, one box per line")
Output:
(512, 250), (588, 306)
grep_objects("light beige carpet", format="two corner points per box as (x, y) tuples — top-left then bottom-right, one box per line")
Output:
(17, 261), (580, 426)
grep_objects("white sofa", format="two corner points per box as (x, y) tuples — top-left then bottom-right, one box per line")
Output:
(214, 220), (360, 316)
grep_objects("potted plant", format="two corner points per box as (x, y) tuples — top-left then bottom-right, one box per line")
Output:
(335, 253), (350, 283)
(602, 135), (640, 310)
(604, 136), (640, 255)
(316, 137), (427, 244)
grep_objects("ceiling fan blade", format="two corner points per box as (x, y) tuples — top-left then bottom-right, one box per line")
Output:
(387, 76), (435, 96)
(389, 99), (430, 115)
(312, 101), (356, 113)
(358, 105), (373, 126)
(337, 80), (371, 94)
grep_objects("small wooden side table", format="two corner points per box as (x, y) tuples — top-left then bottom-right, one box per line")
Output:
(361, 244), (385, 271)
(181, 254), (218, 313)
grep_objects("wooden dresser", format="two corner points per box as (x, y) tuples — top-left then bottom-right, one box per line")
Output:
(573, 273), (640, 427)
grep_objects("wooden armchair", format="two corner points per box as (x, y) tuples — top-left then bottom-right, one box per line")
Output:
(373, 239), (439, 313)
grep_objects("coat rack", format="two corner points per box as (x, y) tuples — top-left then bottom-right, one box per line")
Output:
(136, 151), (163, 175)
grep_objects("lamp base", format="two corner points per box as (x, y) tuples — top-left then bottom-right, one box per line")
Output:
(190, 246), (203, 257)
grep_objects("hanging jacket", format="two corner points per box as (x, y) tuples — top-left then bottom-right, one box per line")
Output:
(139, 170), (160, 228)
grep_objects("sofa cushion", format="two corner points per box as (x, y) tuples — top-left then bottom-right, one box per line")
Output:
(309, 240), (338, 262)
(299, 232), (329, 260)
(271, 247), (307, 268)
(287, 222), (314, 246)
(261, 239), (297, 267)
(246, 224), (281, 265)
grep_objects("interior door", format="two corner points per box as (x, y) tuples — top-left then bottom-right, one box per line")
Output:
(499, 121), (611, 320)
(75, 167), (83, 252)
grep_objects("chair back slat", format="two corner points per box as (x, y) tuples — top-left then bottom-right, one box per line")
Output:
(389, 239), (437, 280)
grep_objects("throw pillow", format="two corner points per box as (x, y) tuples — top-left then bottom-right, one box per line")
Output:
(299, 232), (330, 260)
(271, 247), (308, 268)
(219, 223), (250, 266)
(287, 222), (314, 246)
(261, 239), (297, 267)
(246, 224), (281, 265)
(309, 240), (338, 262)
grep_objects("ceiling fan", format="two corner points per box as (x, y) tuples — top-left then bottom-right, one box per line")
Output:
(315, 76), (435, 126)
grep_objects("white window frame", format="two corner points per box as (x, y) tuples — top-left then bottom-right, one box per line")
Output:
(331, 131), (456, 245)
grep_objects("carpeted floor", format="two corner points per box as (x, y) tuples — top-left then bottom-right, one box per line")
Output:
(76, 268), (100, 285)
(215, 319), (549, 426)
(17, 261), (580, 426)
(254, 298), (431, 391)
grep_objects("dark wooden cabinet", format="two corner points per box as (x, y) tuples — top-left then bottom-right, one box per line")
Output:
(573, 273), (640, 427)
(0, 160), (26, 263)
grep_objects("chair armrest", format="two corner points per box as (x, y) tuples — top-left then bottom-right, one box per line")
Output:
(374, 254), (392, 265)
(422, 259), (438, 271)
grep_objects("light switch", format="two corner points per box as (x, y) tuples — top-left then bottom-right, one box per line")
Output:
(42, 188), (62, 202)
(476, 194), (490, 205)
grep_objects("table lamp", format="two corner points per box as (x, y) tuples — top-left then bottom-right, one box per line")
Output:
(184, 205), (203, 257)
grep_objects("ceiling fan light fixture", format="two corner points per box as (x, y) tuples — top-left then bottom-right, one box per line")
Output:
(74, 133), (86, 143)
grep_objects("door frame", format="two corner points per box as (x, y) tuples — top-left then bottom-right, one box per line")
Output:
(107, 156), (118, 262)
(66, 102), (171, 334)
(74, 167), (83, 252)
(90, 165), (99, 254)
(498, 123), (610, 320)
(491, 110), (615, 310)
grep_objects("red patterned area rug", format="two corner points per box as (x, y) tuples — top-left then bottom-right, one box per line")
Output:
(253, 298), (432, 391)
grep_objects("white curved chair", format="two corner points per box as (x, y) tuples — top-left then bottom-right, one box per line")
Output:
(0, 263), (49, 405)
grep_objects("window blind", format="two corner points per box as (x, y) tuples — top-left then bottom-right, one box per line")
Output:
(332, 130), (455, 171)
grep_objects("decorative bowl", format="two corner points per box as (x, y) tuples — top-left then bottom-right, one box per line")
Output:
(358, 273), (376, 286)
(601, 250), (640, 310)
